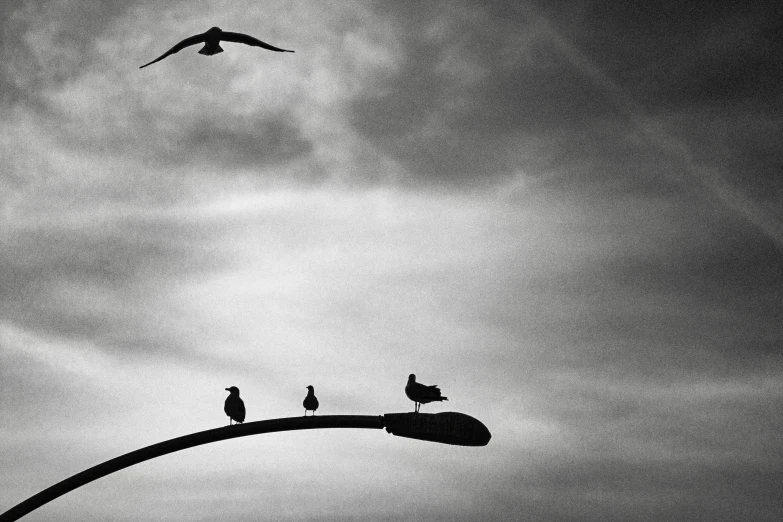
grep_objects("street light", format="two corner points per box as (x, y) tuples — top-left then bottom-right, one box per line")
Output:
(384, 412), (491, 446)
(0, 412), (491, 521)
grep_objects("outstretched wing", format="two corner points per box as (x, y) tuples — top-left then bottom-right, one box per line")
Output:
(139, 33), (207, 68)
(220, 31), (294, 52)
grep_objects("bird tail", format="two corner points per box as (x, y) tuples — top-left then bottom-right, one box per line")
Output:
(199, 44), (224, 56)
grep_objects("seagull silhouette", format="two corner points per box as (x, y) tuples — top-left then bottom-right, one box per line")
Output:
(303, 385), (319, 416)
(405, 374), (448, 413)
(224, 386), (246, 425)
(140, 26), (294, 68)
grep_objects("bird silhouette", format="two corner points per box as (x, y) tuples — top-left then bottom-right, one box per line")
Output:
(140, 26), (294, 68)
(303, 385), (319, 416)
(405, 374), (448, 413)
(224, 386), (246, 425)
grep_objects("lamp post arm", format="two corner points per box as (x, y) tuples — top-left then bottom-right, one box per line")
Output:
(0, 415), (384, 522)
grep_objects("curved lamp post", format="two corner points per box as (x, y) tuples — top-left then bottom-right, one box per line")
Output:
(0, 412), (490, 521)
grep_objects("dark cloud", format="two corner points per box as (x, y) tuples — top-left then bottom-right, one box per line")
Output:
(350, 0), (783, 203)
(176, 114), (314, 170)
(534, 2), (782, 110)
(657, 108), (783, 203)
(536, 1), (783, 209)
(350, 2), (578, 186)
(534, 1), (783, 208)
(0, 0), (135, 90)
(351, 2), (669, 187)
(12, 101), (316, 179)
(1, 0), (316, 179)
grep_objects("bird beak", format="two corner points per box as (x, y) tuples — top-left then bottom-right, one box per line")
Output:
(225, 388), (230, 391)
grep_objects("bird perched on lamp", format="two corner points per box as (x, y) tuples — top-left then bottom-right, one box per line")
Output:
(405, 374), (448, 413)
(303, 385), (319, 416)
(224, 386), (246, 425)
(140, 26), (294, 68)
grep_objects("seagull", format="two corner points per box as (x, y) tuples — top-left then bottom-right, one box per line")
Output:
(405, 374), (448, 413)
(224, 386), (246, 425)
(139, 26), (294, 68)
(303, 385), (319, 416)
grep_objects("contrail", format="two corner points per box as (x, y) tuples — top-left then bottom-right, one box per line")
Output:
(536, 15), (783, 251)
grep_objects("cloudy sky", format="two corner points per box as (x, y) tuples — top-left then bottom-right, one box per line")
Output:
(1, 1), (782, 520)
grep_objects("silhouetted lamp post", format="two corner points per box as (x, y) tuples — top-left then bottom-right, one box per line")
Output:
(0, 412), (490, 521)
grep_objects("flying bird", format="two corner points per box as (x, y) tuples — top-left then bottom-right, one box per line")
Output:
(140, 26), (294, 68)
(224, 386), (246, 425)
(405, 374), (448, 413)
(303, 385), (319, 416)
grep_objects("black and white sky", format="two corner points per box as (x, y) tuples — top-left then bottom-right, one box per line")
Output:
(1, 1), (782, 520)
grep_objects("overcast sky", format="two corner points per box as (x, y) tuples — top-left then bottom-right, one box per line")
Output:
(1, 1), (782, 520)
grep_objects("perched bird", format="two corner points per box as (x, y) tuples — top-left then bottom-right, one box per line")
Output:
(224, 386), (246, 425)
(303, 385), (319, 416)
(139, 26), (294, 68)
(405, 374), (448, 413)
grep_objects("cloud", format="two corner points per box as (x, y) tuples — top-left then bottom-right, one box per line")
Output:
(1, 0), (134, 94)
(2, 0), (324, 182)
(2, 2), (782, 520)
(176, 114), (314, 170)
(5, 69), (314, 176)
(347, 2), (554, 186)
(545, 2), (783, 111)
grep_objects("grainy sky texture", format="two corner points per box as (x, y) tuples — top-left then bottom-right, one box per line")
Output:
(2, 1), (782, 520)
